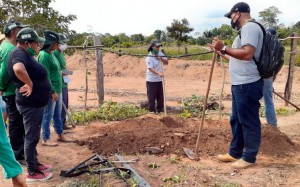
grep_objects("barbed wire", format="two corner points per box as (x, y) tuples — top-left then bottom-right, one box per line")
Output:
(101, 48), (214, 59)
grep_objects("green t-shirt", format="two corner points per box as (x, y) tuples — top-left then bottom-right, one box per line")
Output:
(53, 50), (67, 88)
(0, 40), (17, 96)
(38, 51), (62, 94)
(0, 102), (23, 178)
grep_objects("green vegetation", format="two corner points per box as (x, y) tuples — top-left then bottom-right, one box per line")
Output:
(147, 162), (159, 169)
(260, 106), (296, 117)
(112, 45), (213, 61)
(68, 100), (147, 124)
(178, 95), (220, 117)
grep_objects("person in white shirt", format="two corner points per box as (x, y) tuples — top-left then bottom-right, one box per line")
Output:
(145, 41), (168, 113)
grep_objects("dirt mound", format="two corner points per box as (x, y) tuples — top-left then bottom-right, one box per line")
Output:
(79, 116), (299, 158)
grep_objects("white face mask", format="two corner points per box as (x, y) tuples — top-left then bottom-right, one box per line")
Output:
(59, 43), (68, 51)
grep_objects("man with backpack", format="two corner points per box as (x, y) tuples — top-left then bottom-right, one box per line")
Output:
(210, 2), (264, 169)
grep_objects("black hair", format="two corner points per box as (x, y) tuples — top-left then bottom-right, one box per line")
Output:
(147, 46), (153, 52)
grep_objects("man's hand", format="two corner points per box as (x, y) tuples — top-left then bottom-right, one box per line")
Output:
(158, 72), (164, 77)
(0, 91), (2, 96)
(209, 37), (225, 51)
(19, 84), (33, 97)
(52, 93), (58, 101)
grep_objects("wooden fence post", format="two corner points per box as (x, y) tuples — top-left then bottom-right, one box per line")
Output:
(284, 33), (298, 106)
(94, 35), (104, 105)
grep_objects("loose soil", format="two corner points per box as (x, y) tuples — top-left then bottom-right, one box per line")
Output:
(1, 52), (300, 187)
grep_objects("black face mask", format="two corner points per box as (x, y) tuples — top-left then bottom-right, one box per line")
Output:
(231, 13), (241, 30)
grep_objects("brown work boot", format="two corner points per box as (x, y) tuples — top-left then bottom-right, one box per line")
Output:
(231, 159), (254, 169)
(57, 134), (74, 142)
(42, 139), (58, 147)
(217, 153), (237, 162)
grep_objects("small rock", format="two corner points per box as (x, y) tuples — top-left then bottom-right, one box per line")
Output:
(145, 147), (163, 154)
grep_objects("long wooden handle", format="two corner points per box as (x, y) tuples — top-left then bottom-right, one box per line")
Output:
(195, 52), (217, 155)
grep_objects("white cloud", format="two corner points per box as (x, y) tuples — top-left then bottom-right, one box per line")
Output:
(50, 0), (300, 35)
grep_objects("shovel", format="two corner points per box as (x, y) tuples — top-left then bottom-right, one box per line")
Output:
(183, 52), (217, 159)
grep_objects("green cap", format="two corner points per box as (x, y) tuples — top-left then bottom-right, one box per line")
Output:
(59, 33), (69, 43)
(40, 30), (63, 51)
(17, 28), (45, 43)
(4, 21), (28, 35)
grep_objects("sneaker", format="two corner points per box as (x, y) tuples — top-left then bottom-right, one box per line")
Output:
(231, 159), (254, 169)
(26, 171), (52, 182)
(37, 164), (52, 172)
(42, 139), (58, 146)
(217, 153), (237, 162)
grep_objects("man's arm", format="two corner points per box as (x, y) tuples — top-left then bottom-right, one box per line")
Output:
(211, 37), (256, 61)
(12, 62), (33, 97)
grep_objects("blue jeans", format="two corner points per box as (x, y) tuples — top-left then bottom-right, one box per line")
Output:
(61, 87), (69, 126)
(263, 78), (277, 127)
(42, 94), (63, 140)
(229, 79), (263, 163)
(16, 104), (44, 175)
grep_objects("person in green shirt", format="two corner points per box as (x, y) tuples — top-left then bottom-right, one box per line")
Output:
(0, 21), (28, 162)
(38, 30), (73, 146)
(53, 33), (72, 130)
(0, 101), (26, 186)
(0, 32), (8, 128)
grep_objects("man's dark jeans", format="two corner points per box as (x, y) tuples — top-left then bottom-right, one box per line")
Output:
(16, 104), (44, 174)
(61, 87), (68, 126)
(146, 81), (164, 113)
(229, 78), (263, 163)
(3, 95), (25, 160)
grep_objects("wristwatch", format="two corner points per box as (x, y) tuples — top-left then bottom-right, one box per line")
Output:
(221, 46), (227, 55)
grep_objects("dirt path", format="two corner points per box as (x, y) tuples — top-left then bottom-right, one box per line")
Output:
(1, 53), (300, 186)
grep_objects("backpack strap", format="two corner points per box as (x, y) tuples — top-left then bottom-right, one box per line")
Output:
(238, 21), (266, 65)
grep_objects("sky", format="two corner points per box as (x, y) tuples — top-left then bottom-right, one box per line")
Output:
(50, 0), (300, 36)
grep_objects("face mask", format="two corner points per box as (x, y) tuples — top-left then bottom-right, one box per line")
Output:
(152, 48), (159, 55)
(27, 44), (37, 56)
(59, 43), (68, 51)
(230, 13), (241, 30)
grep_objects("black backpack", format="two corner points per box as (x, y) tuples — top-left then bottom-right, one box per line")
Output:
(240, 21), (285, 78)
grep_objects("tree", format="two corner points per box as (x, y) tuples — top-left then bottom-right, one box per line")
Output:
(131, 33), (144, 42)
(258, 6), (281, 28)
(166, 18), (194, 50)
(0, 0), (76, 35)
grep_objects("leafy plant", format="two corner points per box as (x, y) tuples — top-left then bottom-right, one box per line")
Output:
(67, 100), (147, 125)
(148, 162), (159, 169)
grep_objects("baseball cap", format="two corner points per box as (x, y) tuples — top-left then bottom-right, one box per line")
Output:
(40, 30), (63, 51)
(59, 33), (69, 43)
(4, 21), (28, 35)
(44, 30), (63, 44)
(224, 2), (250, 18)
(147, 40), (162, 52)
(16, 28), (45, 43)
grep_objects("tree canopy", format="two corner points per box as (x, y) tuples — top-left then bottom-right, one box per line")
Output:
(0, 0), (76, 35)
(166, 18), (194, 46)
